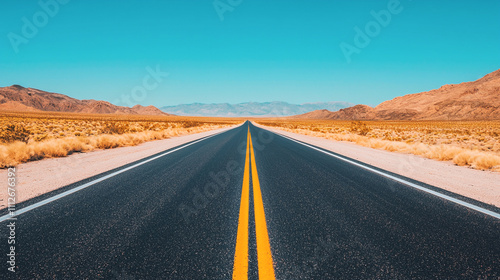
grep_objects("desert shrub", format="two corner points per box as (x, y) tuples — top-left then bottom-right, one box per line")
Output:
(182, 121), (202, 128)
(101, 122), (129, 134)
(33, 134), (49, 141)
(350, 121), (371, 136)
(0, 124), (31, 143)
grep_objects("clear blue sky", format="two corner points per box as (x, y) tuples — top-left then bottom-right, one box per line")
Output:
(1, 0), (499, 107)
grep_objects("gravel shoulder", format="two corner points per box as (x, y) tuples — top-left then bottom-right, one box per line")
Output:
(254, 122), (500, 208)
(0, 125), (239, 206)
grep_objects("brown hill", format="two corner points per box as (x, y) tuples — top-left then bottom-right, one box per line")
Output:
(0, 101), (42, 112)
(290, 105), (376, 120)
(0, 85), (171, 116)
(296, 69), (500, 120)
(131, 105), (168, 116)
(328, 105), (376, 120)
(375, 69), (500, 120)
(290, 109), (337, 119)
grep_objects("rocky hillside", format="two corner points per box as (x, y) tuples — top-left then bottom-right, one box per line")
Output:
(295, 69), (500, 120)
(0, 85), (170, 116)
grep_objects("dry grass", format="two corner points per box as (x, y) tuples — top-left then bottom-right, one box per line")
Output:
(0, 111), (241, 168)
(256, 119), (500, 172)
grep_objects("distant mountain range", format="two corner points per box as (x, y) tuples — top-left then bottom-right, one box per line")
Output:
(0, 85), (353, 117)
(3, 68), (498, 120)
(292, 69), (500, 120)
(160, 101), (354, 117)
(0, 85), (170, 116)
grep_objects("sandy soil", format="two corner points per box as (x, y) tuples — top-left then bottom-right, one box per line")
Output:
(0, 125), (238, 207)
(254, 123), (500, 208)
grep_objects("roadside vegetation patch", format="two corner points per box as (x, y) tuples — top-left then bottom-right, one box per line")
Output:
(257, 120), (500, 172)
(0, 111), (240, 167)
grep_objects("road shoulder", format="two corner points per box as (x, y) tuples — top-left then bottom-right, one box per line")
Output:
(0, 125), (238, 206)
(254, 122), (500, 208)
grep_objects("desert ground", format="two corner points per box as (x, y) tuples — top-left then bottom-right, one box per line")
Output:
(256, 119), (500, 172)
(0, 111), (241, 168)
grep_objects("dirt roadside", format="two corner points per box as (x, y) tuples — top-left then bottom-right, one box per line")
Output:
(0, 125), (239, 207)
(254, 122), (500, 208)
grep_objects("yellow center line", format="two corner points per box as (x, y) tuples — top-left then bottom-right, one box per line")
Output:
(233, 126), (276, 280)
(232, 127), (251, 280)
(249, 130), (276, 280)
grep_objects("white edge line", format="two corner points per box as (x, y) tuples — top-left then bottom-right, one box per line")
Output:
(261, 126), (500, 220)
(0, 125), (240, 223)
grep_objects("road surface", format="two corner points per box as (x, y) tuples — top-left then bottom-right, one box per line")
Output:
(1, 121), (499, 279)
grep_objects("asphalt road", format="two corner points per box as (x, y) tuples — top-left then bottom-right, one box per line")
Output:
(1, 121), (499, 279)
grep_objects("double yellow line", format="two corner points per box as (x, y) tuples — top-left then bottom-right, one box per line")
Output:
(233, 127), (276, 280)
